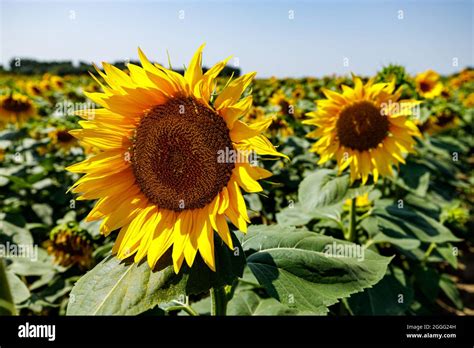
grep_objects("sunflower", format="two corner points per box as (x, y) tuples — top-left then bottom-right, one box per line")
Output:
(0, 93), (36, 128)
(421, 106), (460, 134)
(415, 70), (443, 99)
(50, 75), (65, 90)
(46, 222), (94, 270)
(48, 127), (78, 152)
(25, 81), (43, 96)
(449, 68), (474, 89)
(304, 76), (421, 184)
(244, 106), (294, 138)
(292, 85), (306, 100)
(462, 92), (474, 108)
(269, 89), (292, 114)
(344, 192), (371, 210)
(67, 45), (285, 273)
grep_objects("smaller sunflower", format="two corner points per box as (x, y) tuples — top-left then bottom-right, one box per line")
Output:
(0, 93), (36, 128)
(415, 70), (443, 99)
(344, 193), (371, 210)
(244, 106), (293, 138)
(48, 127), (78, 152)
(50, 75), (65, 90)
(46, 222), (94, 270)
(449, 69), (474, 89)
(270, 89), (300, 118)
(39, 79), (52, 93)
(462, 92), (474, 108)
(25, 81), (43, 96)
(420, 106), (460, 134)
(292, 85), (306, 100)
(305, 76), (421, 184)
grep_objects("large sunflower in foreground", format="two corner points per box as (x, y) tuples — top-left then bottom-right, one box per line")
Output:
(67, 45), (285, 273)
(304, 76), (421, 184)
(0, 93), (36, 128)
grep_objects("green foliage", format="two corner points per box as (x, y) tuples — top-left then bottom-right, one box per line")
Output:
(0, 67), (472, 316)
(240, 225), (391, 314)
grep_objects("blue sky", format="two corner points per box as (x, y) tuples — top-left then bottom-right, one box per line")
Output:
(0, 0), (472, 77)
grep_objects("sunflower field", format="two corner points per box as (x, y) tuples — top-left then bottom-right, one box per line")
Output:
(0, 53), (473, 317)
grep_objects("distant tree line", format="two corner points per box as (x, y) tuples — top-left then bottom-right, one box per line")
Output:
(0, 58), (240, 77)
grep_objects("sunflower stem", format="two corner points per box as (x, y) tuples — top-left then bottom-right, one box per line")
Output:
(346, 198), (357, 242)
(0, 258), (16, 316)
(422, 242), (437, 265)
(210, 286), (227, 316)
(166, 305), (199, 316)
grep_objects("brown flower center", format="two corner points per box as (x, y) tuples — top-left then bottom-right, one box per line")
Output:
(336, 101), (389, 151)
(132, 97), (234, 211)
(419, 81), (433, 93)
(57, 130), (74, 143)
(2, 97), (32, 113)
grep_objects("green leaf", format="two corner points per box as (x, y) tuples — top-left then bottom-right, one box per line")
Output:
(241, 225), (392, 315)
(434, 243), (458, 268)
(396, 161), (431, 197)
(276, 202), (342, 227)
(1, 175), (31, 189)
(8, 254), (58, 276)
(299, 169), (350, 209)
(276, 204), (314, 227)
(67, 255), (187, 315)
(347, 266), (413, 315)
(228, 291), (300, 315)
(414, 265), (440, 303)
(6, 271), (31, 304)
(0, 219), (34, 245)
(31, 178), (54, 190)
(32, 203), (53, 226)
(363, 215), (421, 250)
(373, 205), (461, 244)
(67, 233), (246, 315)
(439, 274), (463, 310)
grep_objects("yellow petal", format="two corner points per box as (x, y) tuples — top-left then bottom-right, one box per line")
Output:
(214, 72), (256, 110)
(215, 214), (233, 249)
(234, 163), (263, 192)
(184, 43), (205, 91)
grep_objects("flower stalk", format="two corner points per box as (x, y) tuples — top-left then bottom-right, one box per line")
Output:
(211, 286), (228, 316)
(346, 198), (357, 242)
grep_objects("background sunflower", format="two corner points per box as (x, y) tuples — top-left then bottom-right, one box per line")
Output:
(304, 76), (421, 184)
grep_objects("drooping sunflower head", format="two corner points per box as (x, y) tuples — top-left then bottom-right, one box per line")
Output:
(67, 45), (285, 273)
(46, 222), (94, 270)
(304, 75), (421, 184)
(415, 70), (443, 99)
(420, 105), (460, 134)
(0, 93), (36, 129)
